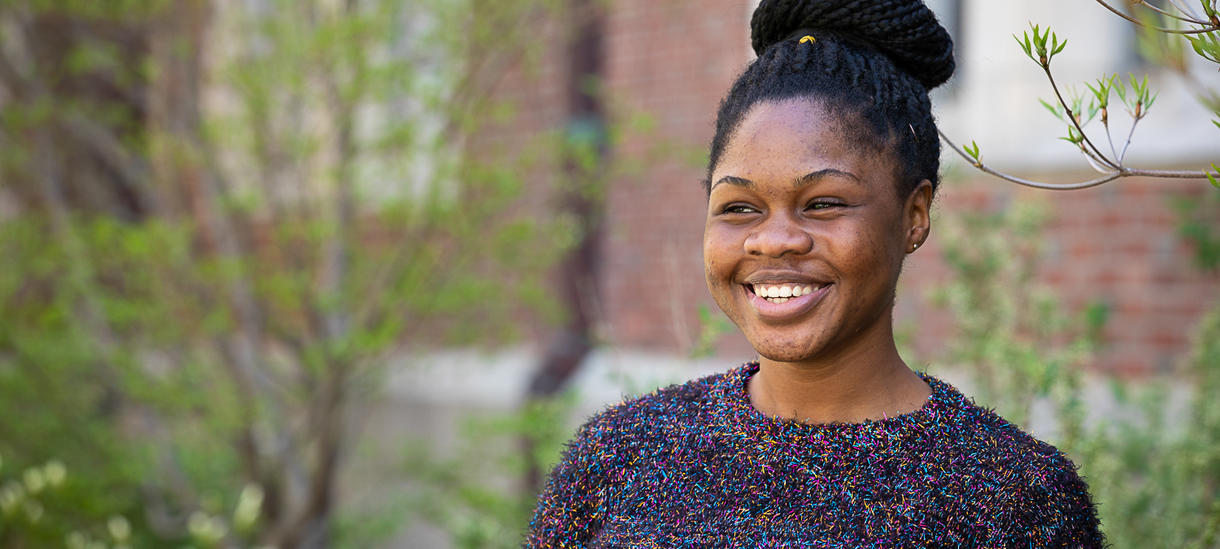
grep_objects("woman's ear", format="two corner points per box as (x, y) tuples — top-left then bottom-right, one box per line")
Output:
(904, 179), (932, 254)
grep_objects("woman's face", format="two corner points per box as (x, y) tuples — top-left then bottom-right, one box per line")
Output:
(703, 98), (930, 364)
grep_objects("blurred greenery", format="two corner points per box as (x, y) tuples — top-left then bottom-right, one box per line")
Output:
(930, 200), (1102, 429)
(401, 394), (576, 549)
(932, 195), (1220, 547)
(0, 0), (569, 546)
(1175, 190), (1220, 271)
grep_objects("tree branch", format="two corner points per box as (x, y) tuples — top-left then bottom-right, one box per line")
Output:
(1094, 0), (1220, 34)
(1137, 0), (1212, 26)
(939, 129), (1209, 190)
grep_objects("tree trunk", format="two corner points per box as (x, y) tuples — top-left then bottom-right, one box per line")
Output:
(524, 0), (607, 494)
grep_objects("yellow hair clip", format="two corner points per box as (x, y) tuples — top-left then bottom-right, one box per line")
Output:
(799, 35), (816, 44)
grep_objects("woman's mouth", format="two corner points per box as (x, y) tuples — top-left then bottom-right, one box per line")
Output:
(744, 282), (831, 319)
(749, 282), (822, 303)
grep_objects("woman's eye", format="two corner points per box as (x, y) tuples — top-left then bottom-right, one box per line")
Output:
(805, 200), (844, 211)
(721, 204), (758, 214)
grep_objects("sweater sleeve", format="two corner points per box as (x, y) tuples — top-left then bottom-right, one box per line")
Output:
(523, 415), (615, 549)
(1003, 452), (1106, 549)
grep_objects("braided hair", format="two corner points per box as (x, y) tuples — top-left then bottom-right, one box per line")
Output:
(706, 0), (955, 199)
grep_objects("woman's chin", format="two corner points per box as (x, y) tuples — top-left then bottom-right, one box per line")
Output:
(749, 338), (822, 363)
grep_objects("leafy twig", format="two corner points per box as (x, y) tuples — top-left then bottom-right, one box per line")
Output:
(1016, 25), (1120, 169)
(948, 22), (1215, 190)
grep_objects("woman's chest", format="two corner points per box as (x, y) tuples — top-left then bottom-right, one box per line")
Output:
(588, 446), (982, 548)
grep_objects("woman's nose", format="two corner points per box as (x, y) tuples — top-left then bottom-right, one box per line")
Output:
(743, 214), (813, 257)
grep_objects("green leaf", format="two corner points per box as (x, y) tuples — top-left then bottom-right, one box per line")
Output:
(1051, 33), (1067, 56)
(964, 140), (981, 162)
(1014, 32), (1033, 59)
(1039, 98), (1063, 121)
(1086, 75), (1114, 109)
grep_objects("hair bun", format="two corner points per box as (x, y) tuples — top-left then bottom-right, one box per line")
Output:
(750, 0), (956, 89)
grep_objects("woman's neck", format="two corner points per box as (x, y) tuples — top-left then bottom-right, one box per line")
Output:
(748, 332), (930, 424)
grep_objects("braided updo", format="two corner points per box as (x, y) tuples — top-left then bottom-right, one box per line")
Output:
(706, 0), (955, 198)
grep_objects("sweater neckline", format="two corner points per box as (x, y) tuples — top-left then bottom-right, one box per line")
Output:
(713, 361), (959, 440)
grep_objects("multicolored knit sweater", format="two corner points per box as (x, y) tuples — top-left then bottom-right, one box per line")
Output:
(525, 362), (1103, 548)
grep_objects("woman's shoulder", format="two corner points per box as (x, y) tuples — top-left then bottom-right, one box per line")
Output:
(923, 376), (1104, 546)
(924, 376), (1079, 471)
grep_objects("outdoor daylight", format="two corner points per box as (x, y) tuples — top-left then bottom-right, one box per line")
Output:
(0, 0), (1218, 548)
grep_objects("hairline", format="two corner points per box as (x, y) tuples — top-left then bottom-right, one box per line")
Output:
(704, 96), (906, 198)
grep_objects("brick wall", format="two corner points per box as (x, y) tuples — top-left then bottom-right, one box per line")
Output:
(600, 0), (751, 350)
(906, 177), (1220, 376)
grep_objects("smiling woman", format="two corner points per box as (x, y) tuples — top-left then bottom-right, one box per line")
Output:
(525, 1), (1104, 547)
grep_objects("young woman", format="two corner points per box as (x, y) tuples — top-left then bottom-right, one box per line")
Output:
(526, 1), (1103, 546)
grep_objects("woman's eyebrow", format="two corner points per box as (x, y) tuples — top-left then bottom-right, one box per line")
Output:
(794, 169), (862, 187)
(711, 175), (754, 189)
(712, 170), (860, 190)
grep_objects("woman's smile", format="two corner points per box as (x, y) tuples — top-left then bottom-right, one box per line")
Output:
(744, 280), (830, 318)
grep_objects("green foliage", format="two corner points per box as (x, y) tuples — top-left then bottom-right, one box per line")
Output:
(1015, 23), (1067, 68)
(962, 140), (981, 165)
(689, 304), (734, 359)
(1174, 190), (1220, 270)
(1065, 301), (1220, 548)
(930, 200), (1101, 427)
(0, 0), (571, 545)
(1187, 26), (1220, 64)
(399, 394), (577, 549)
(932, 194), (1220, 546)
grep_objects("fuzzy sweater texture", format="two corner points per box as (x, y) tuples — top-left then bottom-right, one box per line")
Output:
(525, 362), (1103, 548)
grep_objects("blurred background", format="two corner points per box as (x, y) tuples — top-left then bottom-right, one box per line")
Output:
(0, 0), (1217, 548)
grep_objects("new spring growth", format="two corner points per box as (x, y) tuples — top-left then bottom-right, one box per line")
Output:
(963, 141), (982, 167)
(1114, 74), (1158, 119)
(1016, 23), (1067, 68)
(1086, 75), (1117, 125)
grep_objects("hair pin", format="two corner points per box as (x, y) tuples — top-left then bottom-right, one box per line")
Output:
(799, 35), (816, 44)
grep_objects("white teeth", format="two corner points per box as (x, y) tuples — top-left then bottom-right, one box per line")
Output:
(753, 283), (822, 303)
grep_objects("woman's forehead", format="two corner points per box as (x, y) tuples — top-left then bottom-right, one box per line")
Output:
(715, 98), (895, 184)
